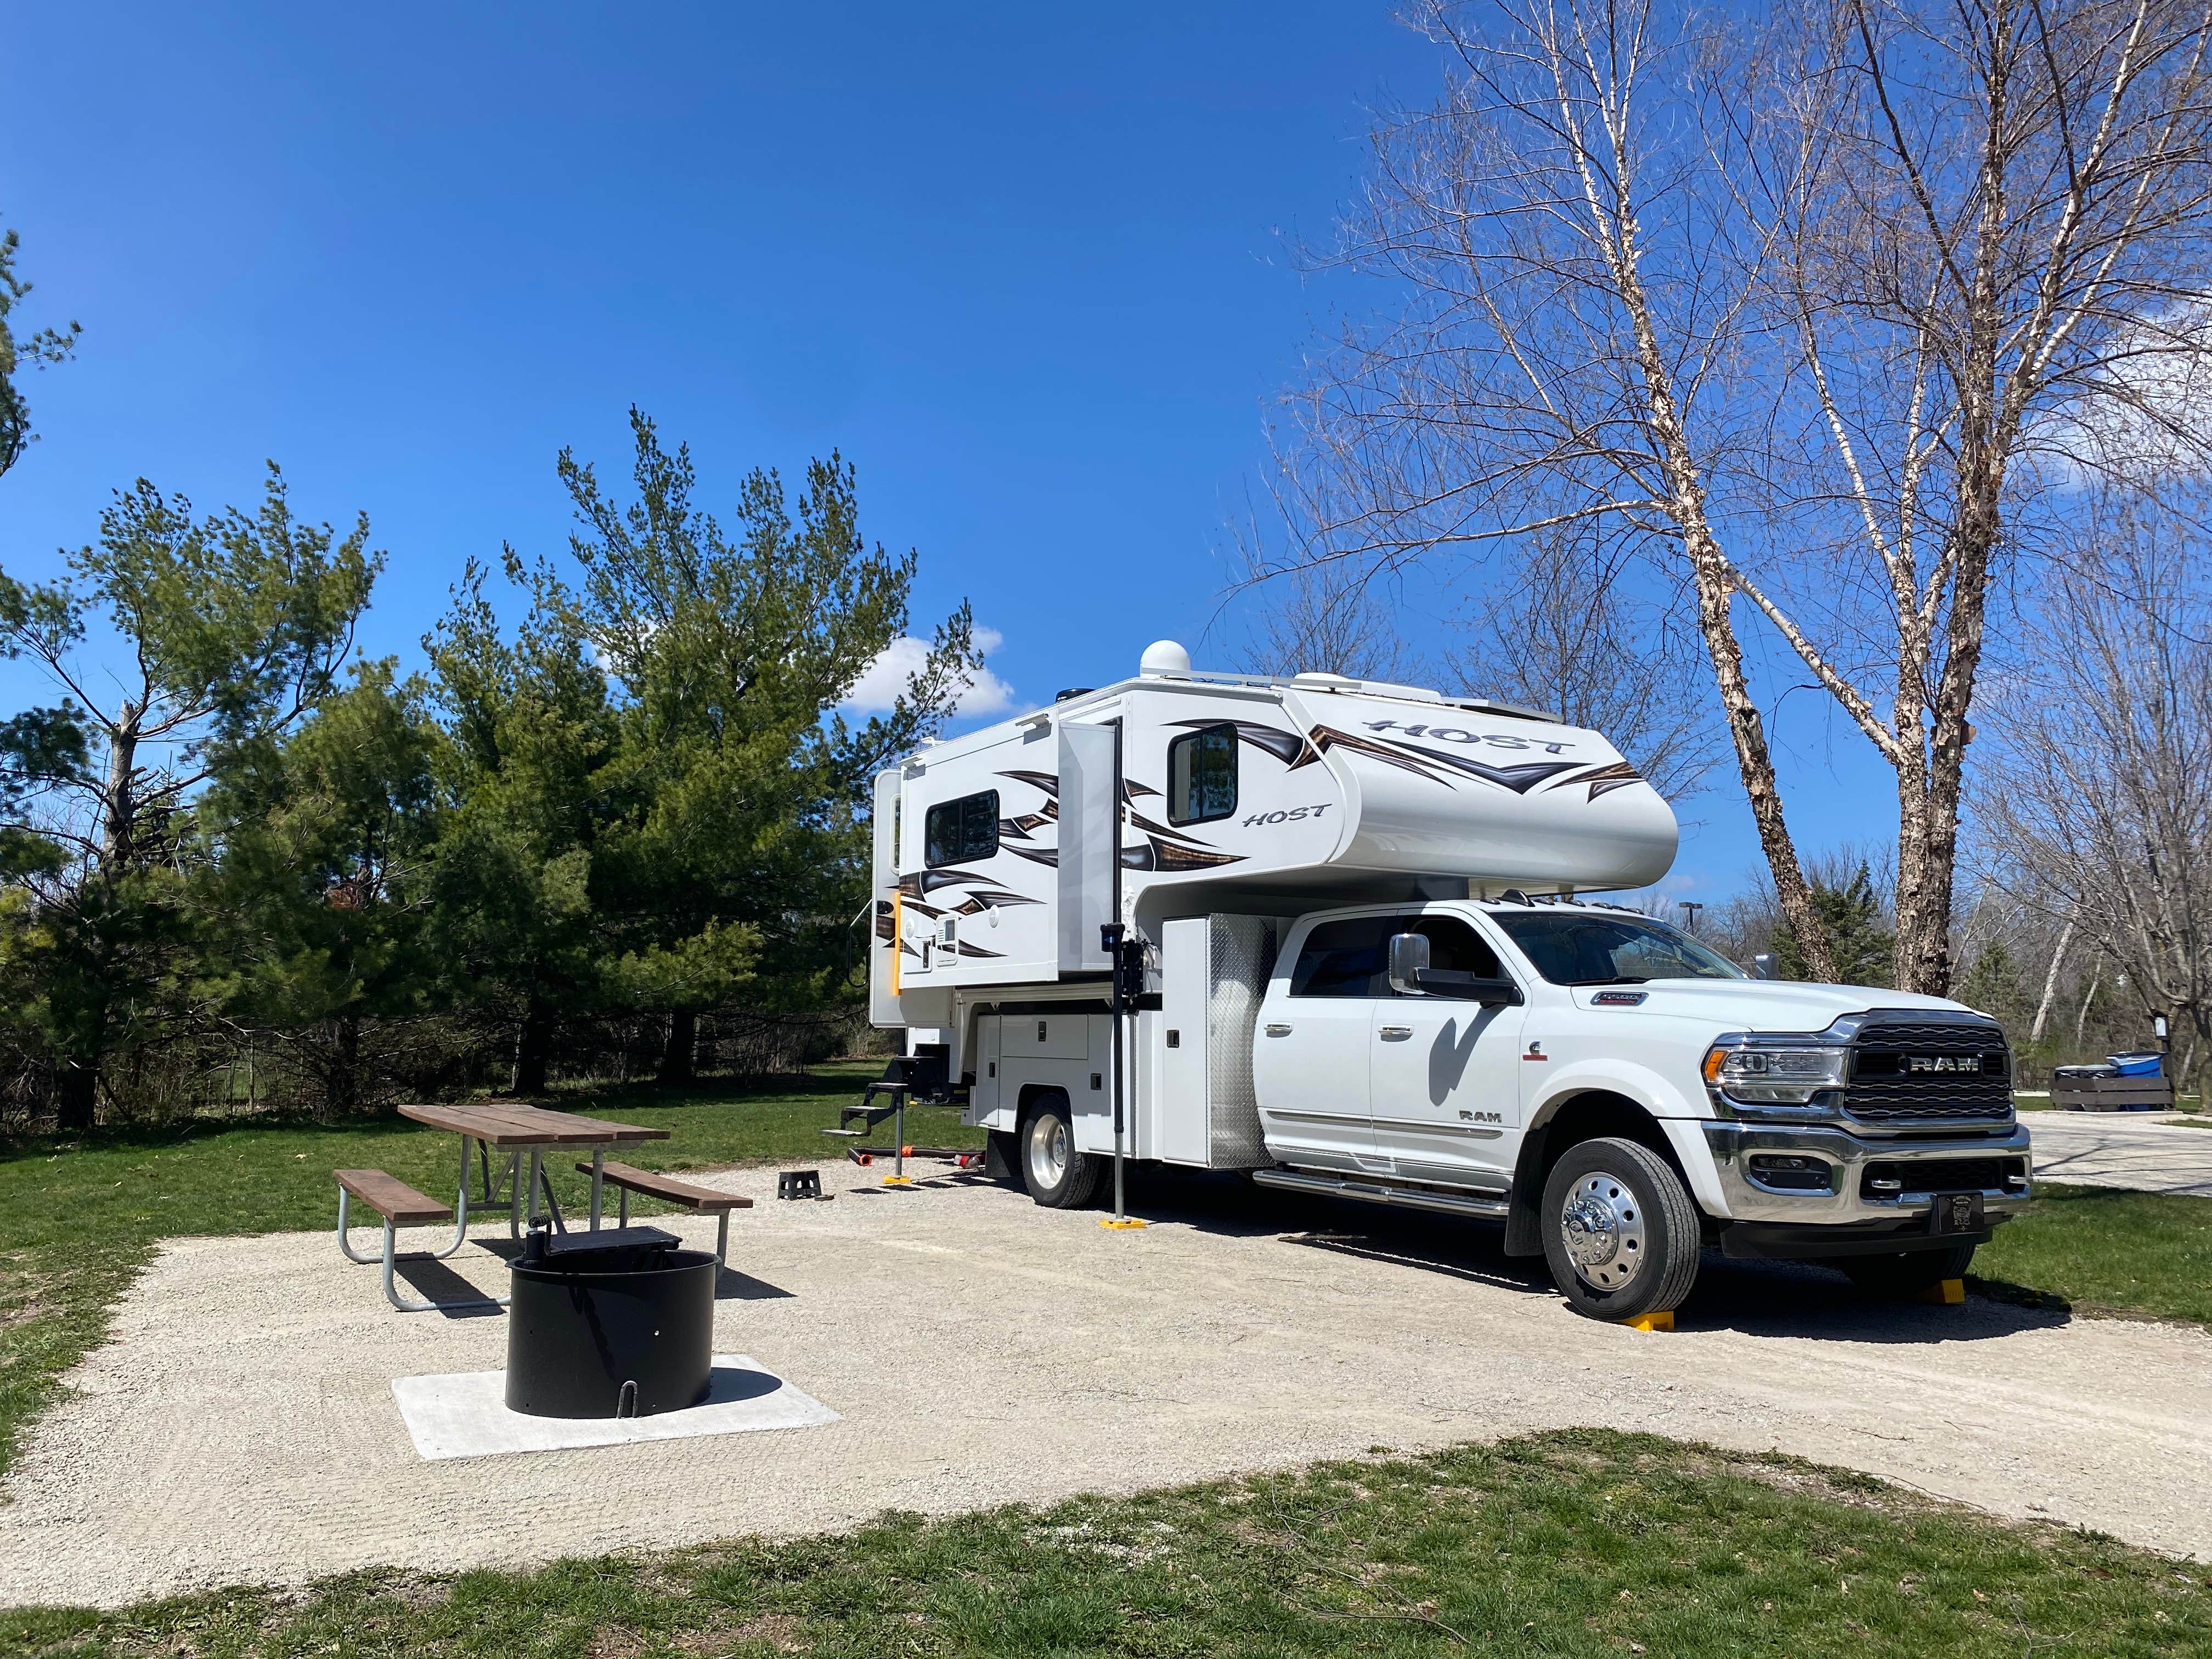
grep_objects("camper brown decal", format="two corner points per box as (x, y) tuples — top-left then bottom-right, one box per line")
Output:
(1308, 724), (1583, 793)
(1279, 721), (1647, 803)
(1554, 759), (1645, 802)
(989, 766), (1246, 875)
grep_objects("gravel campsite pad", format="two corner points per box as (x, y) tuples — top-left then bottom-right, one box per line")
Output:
(3, 1158), (2209, 1607)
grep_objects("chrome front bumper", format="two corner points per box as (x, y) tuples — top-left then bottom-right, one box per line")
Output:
(1700, 1118), (2034, 1224)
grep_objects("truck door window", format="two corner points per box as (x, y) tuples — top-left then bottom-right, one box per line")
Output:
(1397, 916), (1502, 987)
(1289, 916), (1398, 997)
(1166, 723), (1237, 826)
(923, 789), (1000, 867)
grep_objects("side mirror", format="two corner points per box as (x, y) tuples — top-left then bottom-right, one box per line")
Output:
(1387, 931), (1431, 995)
(1752, 952), (1778, 981)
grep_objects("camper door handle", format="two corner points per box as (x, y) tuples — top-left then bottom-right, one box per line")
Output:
(1378, 1025), (1413, 1041)
(1263, 1023), (1292, 1037)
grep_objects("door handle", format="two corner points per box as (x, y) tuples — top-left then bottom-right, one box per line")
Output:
(1264, 1023), (1292, 1036)
(1379, 1025), (1413, 1041)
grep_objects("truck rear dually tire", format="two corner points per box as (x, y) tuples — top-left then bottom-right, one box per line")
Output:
(1541, 1137), (1701, 1321)
(1022, 1095), (1102, 1209)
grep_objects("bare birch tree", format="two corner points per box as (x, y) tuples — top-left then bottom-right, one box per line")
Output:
(1265, 0), (2212, 991)
(1231, 543), (1420, 681)
(1974, 499), (2212, 1097)
(1446, 526), (1716, 799)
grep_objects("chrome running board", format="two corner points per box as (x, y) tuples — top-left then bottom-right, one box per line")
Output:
(1252, 1166), (1510, 1220)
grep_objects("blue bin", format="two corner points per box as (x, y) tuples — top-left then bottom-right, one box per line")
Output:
(2108, 1052), (2163, 1077)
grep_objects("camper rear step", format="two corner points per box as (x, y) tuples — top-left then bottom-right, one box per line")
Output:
(1252, 1166), (1510, 1220)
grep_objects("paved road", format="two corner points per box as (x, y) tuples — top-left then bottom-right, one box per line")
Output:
(5, 1156), (2208, 1607)
(2026, 1111), (2212, 1196)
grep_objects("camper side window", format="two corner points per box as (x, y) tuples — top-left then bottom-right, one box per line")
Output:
(1167, 723), (1238, 826)
(924, 790), (1000, 867)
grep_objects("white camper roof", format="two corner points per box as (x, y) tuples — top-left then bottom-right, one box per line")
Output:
(893, 646), (1678, 898)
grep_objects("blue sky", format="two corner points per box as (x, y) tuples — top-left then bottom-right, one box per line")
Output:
(0, 1), (1895, 903)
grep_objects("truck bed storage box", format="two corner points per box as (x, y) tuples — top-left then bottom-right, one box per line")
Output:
(1158, 915), (1278, 1169)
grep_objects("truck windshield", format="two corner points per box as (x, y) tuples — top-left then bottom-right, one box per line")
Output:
(1486, 910), (1745, 985)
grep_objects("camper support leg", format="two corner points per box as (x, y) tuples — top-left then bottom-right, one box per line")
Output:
(1112, 1001), (1126, 1221)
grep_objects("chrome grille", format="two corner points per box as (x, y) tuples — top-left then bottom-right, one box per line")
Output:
(1844, 1019), (2013, 1122)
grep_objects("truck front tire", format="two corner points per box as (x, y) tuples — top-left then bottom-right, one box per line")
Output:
(1021, 1095), (1102, 1209)
(1539, 1137), (1701, 1321)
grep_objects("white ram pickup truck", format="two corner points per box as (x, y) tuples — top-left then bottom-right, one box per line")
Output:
(963, 899), (2028, 1322)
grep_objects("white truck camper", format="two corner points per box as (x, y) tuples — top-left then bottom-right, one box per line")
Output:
(867, 641), (2030, 1320)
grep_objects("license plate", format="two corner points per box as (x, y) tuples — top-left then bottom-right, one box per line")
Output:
(1928, 1191), (1984, 1234)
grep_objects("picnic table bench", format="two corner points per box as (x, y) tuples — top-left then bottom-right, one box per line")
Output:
(573, 1160), (752, 1266)
(335, 1102), (670, 1312)
(335, 1167), (501, 1314)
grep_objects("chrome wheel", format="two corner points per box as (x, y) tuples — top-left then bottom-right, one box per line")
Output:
(1027, 1115), (1070, 1193)
(1559, 1169), (1646, 1292)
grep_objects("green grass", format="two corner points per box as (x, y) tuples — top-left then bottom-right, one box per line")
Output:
(0, 1063), (974, 1485)
(1973, 1182), (2212, 1325)
(4, 1430), (2201, 1657)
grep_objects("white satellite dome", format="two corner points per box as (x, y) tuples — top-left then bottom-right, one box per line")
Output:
(1138, 639), (1193, 679)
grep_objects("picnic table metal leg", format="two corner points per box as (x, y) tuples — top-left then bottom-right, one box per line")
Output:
(379, 1217), (507, 1314)
(590, 1148), (605, 1231)
(336, 1185), (381, 1263)
(476, 1138), (513, 1227)
(432, 1132), (472, 1260)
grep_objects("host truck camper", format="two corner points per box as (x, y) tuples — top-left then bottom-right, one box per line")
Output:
(868, 641), (2030, 1322)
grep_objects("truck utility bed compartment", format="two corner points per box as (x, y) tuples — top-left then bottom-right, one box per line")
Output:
(1156, 914), (1278, 1169)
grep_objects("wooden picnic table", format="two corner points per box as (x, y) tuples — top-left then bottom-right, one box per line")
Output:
(399, 1101), (670, 1237)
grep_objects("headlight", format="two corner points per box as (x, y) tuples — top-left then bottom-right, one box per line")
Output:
(1702, 1041), (1849, 1104)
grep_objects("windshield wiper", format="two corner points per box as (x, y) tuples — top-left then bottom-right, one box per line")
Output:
(1568, 974), (1651, 986)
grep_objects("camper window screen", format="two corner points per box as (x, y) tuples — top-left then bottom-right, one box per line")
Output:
(1167, 723), (1237, 826)
(924, 790), (999, 867)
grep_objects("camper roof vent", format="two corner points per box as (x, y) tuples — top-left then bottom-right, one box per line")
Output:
(1291, 670), (1358, 687)
(1139, 640), (1192, 679)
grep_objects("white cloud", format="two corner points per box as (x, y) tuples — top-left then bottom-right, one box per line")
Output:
(844, 625), (1015, 717)
(2033, 298), (2212, 483)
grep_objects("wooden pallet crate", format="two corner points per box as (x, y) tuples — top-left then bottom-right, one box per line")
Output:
(2051, 1073), (2175, 1111)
